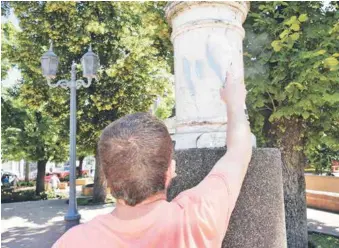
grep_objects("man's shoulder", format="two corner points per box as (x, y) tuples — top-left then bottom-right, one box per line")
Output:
(53, 224), (85, 247)
(53, 214), (111, 247)
(68, 213), (109, 233)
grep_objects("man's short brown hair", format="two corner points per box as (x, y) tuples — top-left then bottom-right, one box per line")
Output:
(98, 112), (173, 206)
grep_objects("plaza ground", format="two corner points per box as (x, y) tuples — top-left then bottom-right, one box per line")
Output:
(1, 199), (114, 248)
(1, 199), (338, 248)
(307, 208), (339, 237)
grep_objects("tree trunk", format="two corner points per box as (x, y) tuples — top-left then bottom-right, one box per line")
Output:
(272, 118), (308, 248)
(93, 150), (107, 203)
(78, 156), (85, 177)
(36, 160), (47, 195)
(24, 160), (30, 182)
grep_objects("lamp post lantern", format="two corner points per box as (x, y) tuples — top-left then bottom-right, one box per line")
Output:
(41, 41), (59, 80)
(41, 41), (100, 230)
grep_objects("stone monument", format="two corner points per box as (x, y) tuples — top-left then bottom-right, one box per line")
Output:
(165, 2), (287, 247)
(165, 1), (255, 149)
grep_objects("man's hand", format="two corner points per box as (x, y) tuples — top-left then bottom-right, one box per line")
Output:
(219, 72), (247, 109)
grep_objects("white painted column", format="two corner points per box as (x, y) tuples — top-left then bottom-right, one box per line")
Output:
(165, 1), (255, 149)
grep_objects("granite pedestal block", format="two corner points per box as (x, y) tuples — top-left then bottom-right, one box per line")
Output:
(168, 148), (287, 248)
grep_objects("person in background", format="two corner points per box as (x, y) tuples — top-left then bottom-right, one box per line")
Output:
(12, 175), (19, 188)
(53, 72), (252, 248)
(2, 176), (10, 185)
(50, 174), (60, 192)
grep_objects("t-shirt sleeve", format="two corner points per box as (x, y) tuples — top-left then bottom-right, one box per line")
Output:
(52, 225), (84, 248)
(52, 234), (67, 248)
(173, 172), (235, 239)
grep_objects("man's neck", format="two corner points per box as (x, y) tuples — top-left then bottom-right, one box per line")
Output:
(113, 192), (167, 220)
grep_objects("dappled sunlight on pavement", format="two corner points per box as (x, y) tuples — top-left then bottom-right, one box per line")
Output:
(307, 208), (339, 237)
(1, 199), (114, 248)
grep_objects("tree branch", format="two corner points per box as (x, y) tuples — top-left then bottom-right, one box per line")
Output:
(267, 91), (276, 112)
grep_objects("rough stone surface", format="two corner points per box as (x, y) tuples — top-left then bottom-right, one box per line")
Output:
(168, 148), (287, 248)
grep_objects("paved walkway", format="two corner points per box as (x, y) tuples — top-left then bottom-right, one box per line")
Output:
(307, 208), (339, 237)
(2, 200), (338, 248)
(1, 199), (114, 248)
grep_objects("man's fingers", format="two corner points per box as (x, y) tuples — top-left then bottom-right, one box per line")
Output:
(225, 71), (232, 86)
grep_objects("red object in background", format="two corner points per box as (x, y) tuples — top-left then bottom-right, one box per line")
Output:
(57, 171), (70, 179)
(78, 169), (89, 177)
(332, 160), (339, 173)
(44, 172), (69, 182)
(44, 173), (53, 182)
(44, 169), (89, 182)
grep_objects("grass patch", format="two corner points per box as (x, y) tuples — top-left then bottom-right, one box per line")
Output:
(1, 188), (41, 203)
(308, 233), (339, 248)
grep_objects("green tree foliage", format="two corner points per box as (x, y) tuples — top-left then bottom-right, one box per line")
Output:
(1, 88), (68, 194)
(1, 91), (26, 161)
(2, 1), (174, 201)
(155, 96), (175, 120)
(1, 20), (16, 79)
(244, 2), (339, 246)
(245, 1), (339, 157)
(308, 145), (339, 174)
(4, 1), (173, 146)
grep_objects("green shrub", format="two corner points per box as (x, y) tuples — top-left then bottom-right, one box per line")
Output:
(40, 190), (67, 200)
(16, 190), (40, 201)
(1, 188), (14, 202)
(27, 181), (35, 186)
(1, 189), (41, 203)
(308, 233), (339, 248)
(305, 168), (316, 173)
(77, 174), (89, 179)
(0, 189), (64, 203)
(17, 181), (35, 187)
(17, 181), (25, 187)
(45, 190), (56, 199)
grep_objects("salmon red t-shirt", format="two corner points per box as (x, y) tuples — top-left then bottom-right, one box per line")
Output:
(53, 172), (236, 248)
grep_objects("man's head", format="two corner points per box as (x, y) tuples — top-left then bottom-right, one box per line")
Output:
(98, 112), (175, 206)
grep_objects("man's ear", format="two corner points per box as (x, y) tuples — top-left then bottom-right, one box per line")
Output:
(165, 159), (177, 188)
(171, 159), (177, 178)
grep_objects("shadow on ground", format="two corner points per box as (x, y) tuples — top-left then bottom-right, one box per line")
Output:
(308, 218), (339, 237)
(1, 221), (64, 248)
(1, 199), (67, 225)
(2, 199), (114, 225)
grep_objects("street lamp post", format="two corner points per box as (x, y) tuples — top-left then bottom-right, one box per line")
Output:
(41, 41), (99, 230)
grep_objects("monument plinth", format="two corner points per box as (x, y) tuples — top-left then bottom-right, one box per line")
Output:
(165, 2), (287, 247)
(168, 148), (287, 248)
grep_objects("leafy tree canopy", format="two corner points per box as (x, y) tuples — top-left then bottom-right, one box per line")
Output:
(1, 87), (68, 163)
(2, 1), (174, 158)
(244, 1), (339, 167)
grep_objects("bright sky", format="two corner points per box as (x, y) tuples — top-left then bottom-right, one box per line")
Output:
(1, 8), (21, 88)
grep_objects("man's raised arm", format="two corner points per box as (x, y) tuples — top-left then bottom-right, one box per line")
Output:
(210, 72), (252, 202)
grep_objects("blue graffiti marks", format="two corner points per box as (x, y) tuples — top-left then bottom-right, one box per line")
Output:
(183, 57), (196, 97)
(195, 60), (204, 80)
(206, 41), (224, 84)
